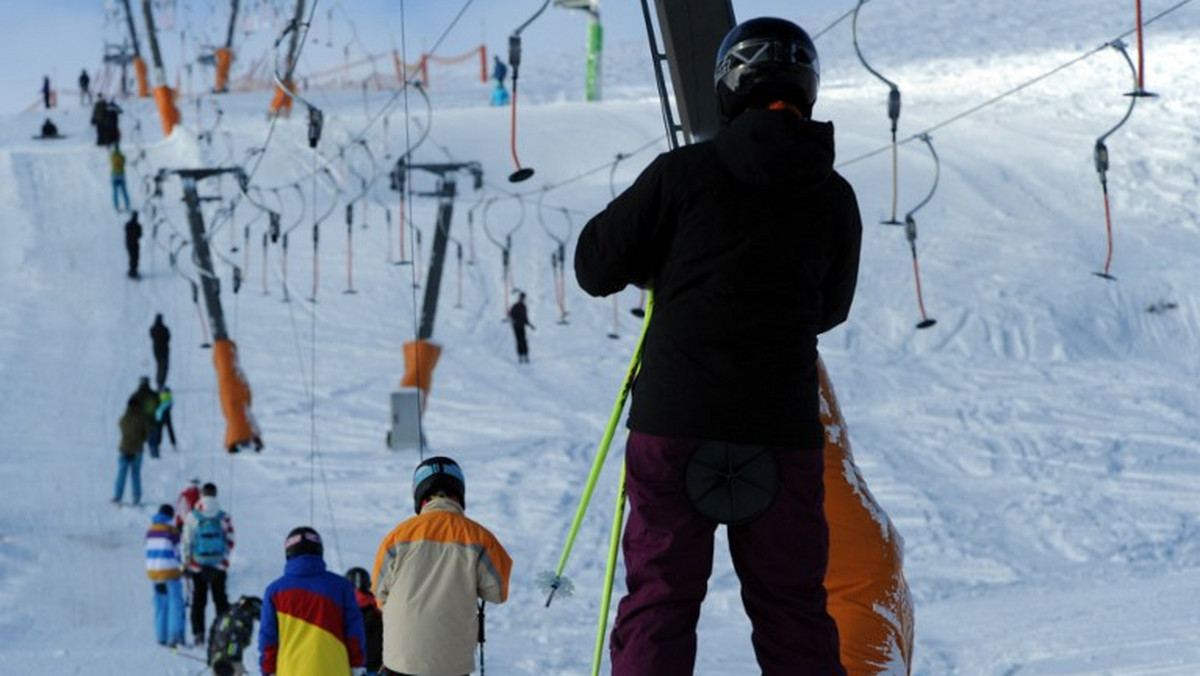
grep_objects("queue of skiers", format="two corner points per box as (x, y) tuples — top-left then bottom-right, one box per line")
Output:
(130, 457), (507, 676)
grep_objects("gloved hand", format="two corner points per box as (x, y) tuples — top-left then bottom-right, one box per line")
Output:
(154, 583), (167, 594)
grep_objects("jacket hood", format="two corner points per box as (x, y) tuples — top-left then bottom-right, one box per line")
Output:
(284, 553), (328, 576)
(418, 494), (465, 516)
(713, 109), (835, 188)
(196, 496), (223, 517)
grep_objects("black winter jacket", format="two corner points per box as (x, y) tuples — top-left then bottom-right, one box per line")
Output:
(575, 109), (861, 448)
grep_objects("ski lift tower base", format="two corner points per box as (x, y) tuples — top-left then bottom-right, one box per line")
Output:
(387, 387), (423, 451)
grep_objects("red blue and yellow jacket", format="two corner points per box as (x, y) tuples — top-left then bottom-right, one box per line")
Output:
(259, 554), (366, 675)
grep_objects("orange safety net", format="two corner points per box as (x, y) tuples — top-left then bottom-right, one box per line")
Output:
(401, 339), (442, 396)
(213, 339), (262, 453)
(819, 357), (914, 675)
(134, 57), (150, 98)
(215, 47), (233, 93)
(268, 78), (294, 117)
(152, 85), (181, 136)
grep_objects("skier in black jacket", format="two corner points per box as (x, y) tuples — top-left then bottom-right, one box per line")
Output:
(150, 313), (170, 388)
(508, 292), (535, 363)
(124, 211), (142, 279)
(574, 17), (859, 676)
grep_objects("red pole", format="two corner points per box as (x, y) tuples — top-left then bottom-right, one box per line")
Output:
(480, 44), (488, 83)
(1135, 0), (1146, 91)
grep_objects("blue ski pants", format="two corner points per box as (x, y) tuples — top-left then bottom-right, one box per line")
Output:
(113, 452), (142, 504)
(112, 176), (130, 212)
(152, 579), (186, 645)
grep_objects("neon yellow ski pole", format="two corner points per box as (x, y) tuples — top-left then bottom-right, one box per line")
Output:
(542, 292), (652, 606)
(592, 460), (627, 676)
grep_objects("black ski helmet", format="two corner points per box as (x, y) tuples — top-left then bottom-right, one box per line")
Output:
(714, 17), (820, 122)
(284, 526), (323, 560)
(345, 567), (372, 595)
(412, 456), (466, 513)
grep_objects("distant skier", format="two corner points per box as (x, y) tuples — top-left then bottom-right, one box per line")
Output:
(490, 55), (510, 107)
(145, 504), (186, 647)
(372, 457), (511, 676)
(112, 145), (131, 213)
(174, 478), (202, 529)
(574, 17), (861, 675)
(508, 292), (534, 363)
(207, 595), (261, 676)
(41, 75), (52, 109)
(79, 69), (92, 105)
(124, 210), (141, 279)
(38, 119), (60, 139)
(156, 386), (177, 450)
(150, 314), (171, 388)
(260, 527), (367, 676)
(181, 482), (235, 647)
(113, 393), (151, 506)
(345, 567), (383, 676)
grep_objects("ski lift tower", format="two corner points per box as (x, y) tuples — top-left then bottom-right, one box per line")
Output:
(554, 0), (602, 102)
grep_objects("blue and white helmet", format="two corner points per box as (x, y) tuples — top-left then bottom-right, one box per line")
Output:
(412, 456), (466, 513)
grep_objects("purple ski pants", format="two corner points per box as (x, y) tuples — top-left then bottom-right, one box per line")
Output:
(611, 432), (846, 676)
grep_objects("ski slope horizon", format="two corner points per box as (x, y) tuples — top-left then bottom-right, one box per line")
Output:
(2, 1), (1200, 674)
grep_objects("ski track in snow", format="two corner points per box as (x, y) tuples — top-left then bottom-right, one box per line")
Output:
(3, 3), (1200, 673)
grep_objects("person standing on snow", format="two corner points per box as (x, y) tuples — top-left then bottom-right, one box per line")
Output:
(259, 527), (367, 676)
(145, 504), (186, 647)
(112, 144), (131, 213)
(124, 209), (142, 279)
(175, 478), (202, 529)
(181, 482), (235, 647)
(508, 291), (534, 363)
(79, 69), (92, 105)
(574, 17), (861, 676)
(150, 313), (171, 388)
(372, 457), (512, 676)
(345, 567), (383, 676)
(490, 55), (510, 107)
(113, 397), (150, 506)
(41, 75), (52, 109)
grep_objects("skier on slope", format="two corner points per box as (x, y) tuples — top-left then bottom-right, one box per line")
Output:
(259, 527), (367, 676)
(345, 567), (383, 676)
(371, 457), (512, 676)
(145, 504), (186, 647)
(124, 210), (141, 278)
(508, 291), (535, 363)
(574, 17), (862, 676)
(181, 482), (236, 647)
(150, 313), (171, 388)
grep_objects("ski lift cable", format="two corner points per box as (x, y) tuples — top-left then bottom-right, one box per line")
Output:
(837, 0), (1195, 171)
(535, 185), (571, 246)
(903, 133), (939, 329)
(852, 0), (903, 224)
(481, 194), (526, 250)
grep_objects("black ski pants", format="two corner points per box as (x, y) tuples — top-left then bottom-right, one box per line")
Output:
(190, 566), (230, 640)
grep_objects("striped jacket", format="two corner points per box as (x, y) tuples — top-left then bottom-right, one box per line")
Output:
(372, 496), (512, 676)
(260, 554), (366, 675)
(180, 497), (235, 572)
(144, 512), (182, 582)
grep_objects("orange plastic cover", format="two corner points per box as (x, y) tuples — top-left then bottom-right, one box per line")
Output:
(134, 57), (150, 98)
(401, 339), (442, 394)
(268, 80), (293, 116)
(215, 48), (233, 93)
(152, 85), (180, 136)
(819, 357), (915, 675)
(213, 339), (259, 451)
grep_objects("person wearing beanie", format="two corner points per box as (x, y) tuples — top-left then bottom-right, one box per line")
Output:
(181, 482), (235, 646)
(372, 457), (512, 676)
(345, 567), (383, 675)
(259, 527), (367, 676)
(144, 504), (186, 647)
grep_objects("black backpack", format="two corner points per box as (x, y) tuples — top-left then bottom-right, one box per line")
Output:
(207, 596), (261, 666)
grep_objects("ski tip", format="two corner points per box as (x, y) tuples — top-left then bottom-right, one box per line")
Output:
(509, 167), (535, 183)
